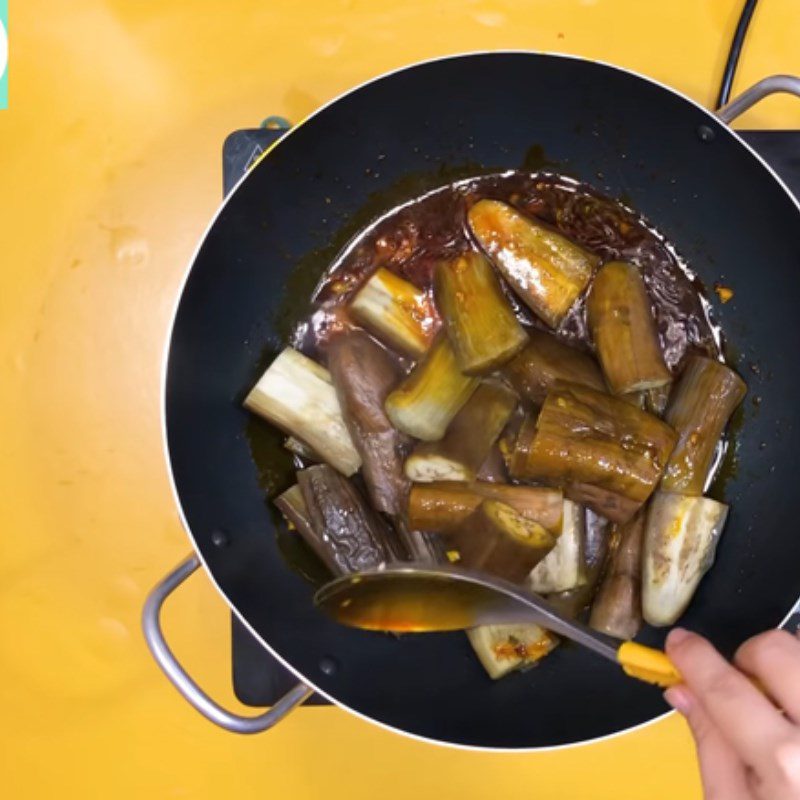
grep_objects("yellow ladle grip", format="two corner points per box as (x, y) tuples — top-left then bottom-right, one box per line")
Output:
(617, 641), (682, 688)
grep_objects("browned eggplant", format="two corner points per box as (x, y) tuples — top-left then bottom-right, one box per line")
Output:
(476, 444), (508, 483)
(349, 267), (438, 357)
(587, 261), (672, 395)
(298, 464), (404, 574)
(384, 334), (480, 441)
(645, 385), (671, 417)
(327, 330), (411, 516)
(589, 510), (645, 639)
(661, 355), (747, 494)
(450, 500), (556, 582)
(467, 199), (599, 327)
(504, 330), (605, 403)
(404, 381), (517, 482)
(510, 384), (677, 523)
(434, 251), (528, 374)
(407, 481), (564, 534)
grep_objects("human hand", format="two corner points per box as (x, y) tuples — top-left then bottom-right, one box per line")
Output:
(665, 627), (800, 800)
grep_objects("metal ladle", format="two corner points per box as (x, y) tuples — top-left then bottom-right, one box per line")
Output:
(315, 564), (682, 687)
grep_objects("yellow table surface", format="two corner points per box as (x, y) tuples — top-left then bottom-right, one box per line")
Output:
(2, 1), (799, 797)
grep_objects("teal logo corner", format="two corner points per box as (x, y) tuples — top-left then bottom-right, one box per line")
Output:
(0, 0), (7, 109)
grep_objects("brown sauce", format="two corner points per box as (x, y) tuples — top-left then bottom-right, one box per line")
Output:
(295, 171), (722, 371)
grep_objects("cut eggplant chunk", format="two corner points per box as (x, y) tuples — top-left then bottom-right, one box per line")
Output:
(327, 330), (411, 516)
(587, 261), (672, 395)
(504, 329), (606, 404)
(476, 444), (508, 483)
(349, 267), (437, 357)
(589, 510), (645, 639)
(547, 509), (611, 619)
(468, 624), (558, 679)
(244, 347), (361, 476)
(385, 334), (479, 441)
(662, 356), (747, 495)
(435, 251), (528, 374)
(467, 199), (598, 327)
(274, 484), (321, 552)
(407, 481), (563, 534)
(510, 384), (677, 523)
(394, 519), (445, 564)
(645, 384), (671, 417)
(297, 465), (404, 575)
(284, 436), (320, 462)
(528, 500), (586, 593)
(642, 492), (729, 626)
(450, 500), (556, 582)
(404, 381), (517, 483)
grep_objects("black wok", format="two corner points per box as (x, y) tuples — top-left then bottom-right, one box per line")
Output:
(164, 53), (800, 748)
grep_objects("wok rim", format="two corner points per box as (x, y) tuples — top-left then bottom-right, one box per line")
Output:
(159, 50), (800, 752)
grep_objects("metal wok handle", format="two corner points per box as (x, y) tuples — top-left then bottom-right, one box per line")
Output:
(717, 75), (800, 124)
(142, 553), (314, 734)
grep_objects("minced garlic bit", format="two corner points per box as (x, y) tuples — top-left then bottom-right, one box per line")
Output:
(714, 283), (734, 304)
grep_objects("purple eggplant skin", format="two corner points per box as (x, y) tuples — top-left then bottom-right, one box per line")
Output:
(547, 509), (612, 619)
(298, 464), (404, 575)
(589, 510), (645, 639)
(327, 330), (412, 516)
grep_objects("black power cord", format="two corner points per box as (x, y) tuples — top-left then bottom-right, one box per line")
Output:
(716, 0), (760, 109)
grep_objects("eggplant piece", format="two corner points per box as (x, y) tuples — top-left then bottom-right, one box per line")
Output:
(274, 484), (321, 552)
(662, 356), (747, 494)
(547, 509), (611, 618)
(384, 334), (479, 441)
(327, 330), (411, 516)
(476, 444), (508, 483)
(528, 500), (586, 593)
(394, 519), (445, 564)
(435, 252), (528, 374)
(284, 436), (319, 462)
(244, 347), (361, 476)
(589, 510), (645, 639)
(645, 385), (671, 417)
(642, 492), (728, 626)
(510, 384), (677, 523)
(407, 481), (563, 534)
(467, 199), (598, 327)
(349, 267), (437, 357)
(504, 330), (605, 404)
(404, 381), (517, 482)
(298, 465), (403, 575)
(450, 500), (556, 582)
(587, 261), (672, 395)
(467, 624), (558, 679)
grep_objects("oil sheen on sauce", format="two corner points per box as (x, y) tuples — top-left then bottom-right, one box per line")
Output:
(295, 171), (722, 372)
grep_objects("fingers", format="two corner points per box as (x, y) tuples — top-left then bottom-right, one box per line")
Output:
(735, 630), (800, 721)
(666, 628), (794, 762)
(665, 684), (752, 800)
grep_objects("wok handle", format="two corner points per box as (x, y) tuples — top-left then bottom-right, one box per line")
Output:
(717, 75), (800, 125)
(142, 553), (314, 734)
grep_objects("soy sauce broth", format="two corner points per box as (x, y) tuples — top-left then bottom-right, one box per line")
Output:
(296, 171), (723, 372)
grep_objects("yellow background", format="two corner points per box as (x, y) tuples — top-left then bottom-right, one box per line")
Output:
(2, 1), (799, 797)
